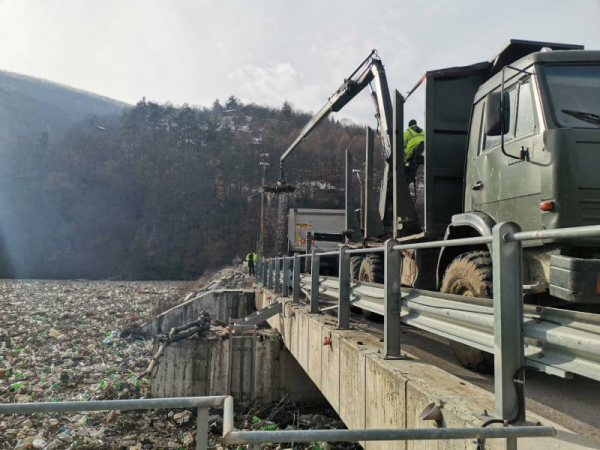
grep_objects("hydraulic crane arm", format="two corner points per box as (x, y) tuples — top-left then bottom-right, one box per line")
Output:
(279, 50), (394, 179)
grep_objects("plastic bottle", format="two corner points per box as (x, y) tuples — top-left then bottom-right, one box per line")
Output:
(57, 431), (73, 443)
(32, 439), (47, 449)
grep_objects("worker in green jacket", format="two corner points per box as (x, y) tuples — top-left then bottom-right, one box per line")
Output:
(246, 252), (257, 276)
(404, 119), (425, 203)
(403, 119), (424, 163)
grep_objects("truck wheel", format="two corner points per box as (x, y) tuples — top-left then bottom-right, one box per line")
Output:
(359, 255), (384, 320)
(440, 251), (494, 373)
(359, 254), (384, 283)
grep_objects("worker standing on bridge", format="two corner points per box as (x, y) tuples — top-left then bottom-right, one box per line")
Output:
(403, 119), (425, 202)
(246, 251), (257, 276)
(403, 119), (424, 164)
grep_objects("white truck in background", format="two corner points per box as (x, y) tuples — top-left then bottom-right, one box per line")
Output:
(287, 208), (345, 254)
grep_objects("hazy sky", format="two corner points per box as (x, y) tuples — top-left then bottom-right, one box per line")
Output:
(1, 0), (599, 127)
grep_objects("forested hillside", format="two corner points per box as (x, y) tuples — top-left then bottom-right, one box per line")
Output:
(0, 83), (377, 279)
(0, 71), (126, 143)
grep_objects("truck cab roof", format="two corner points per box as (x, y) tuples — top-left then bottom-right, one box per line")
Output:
(488, 39), (584, 76)
(475, 48), (600, 103)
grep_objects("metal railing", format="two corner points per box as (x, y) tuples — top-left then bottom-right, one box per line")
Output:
(260, 223), (600, 448)
(0, 396), (231, 450)
(0, 395), (555, 448)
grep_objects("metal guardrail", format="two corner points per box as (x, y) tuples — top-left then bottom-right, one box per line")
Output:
(0, 395), (555, 448)
(0, 396), (231, 450)
(261, 222), (600, 448)
(299, 276), (600, 382)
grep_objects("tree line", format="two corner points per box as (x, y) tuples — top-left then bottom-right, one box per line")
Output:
(0, 96), (378, 279)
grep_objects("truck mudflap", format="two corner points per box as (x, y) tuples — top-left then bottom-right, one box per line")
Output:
(549, 254), (600, 303)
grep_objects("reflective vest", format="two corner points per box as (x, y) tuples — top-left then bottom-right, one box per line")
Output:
(403, 126), (424, 162)
(246, 253), (257, 263)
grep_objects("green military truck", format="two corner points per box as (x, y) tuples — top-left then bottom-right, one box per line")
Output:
(278, 40), (600, 370)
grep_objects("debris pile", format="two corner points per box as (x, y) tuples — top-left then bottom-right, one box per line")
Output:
(181, 266), (254, 301)
(0, 279), (204, 449)
(209, 400), (360, 450)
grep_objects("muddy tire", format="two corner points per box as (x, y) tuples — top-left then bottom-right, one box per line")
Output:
(358, 254), (384, 320)
(441, 251), (494, 373)
(359, 254), (384, 284)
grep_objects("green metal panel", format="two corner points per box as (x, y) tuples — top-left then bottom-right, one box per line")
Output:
(424, 65), (488, 237)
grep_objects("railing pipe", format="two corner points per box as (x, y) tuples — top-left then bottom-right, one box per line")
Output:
(384, 239), (402, 358)
(392, 235), (492, 252)
(0, 396), (228, 414)
(261, 260), (268, 286)
(338, 245), (351, 329)
(310, 250), (321, 313)
(508, 225), (600, 242)
(345, 247), (385, 254)
(222, 395), (234, 435)
(222, 426), (555, 445)
(293, 253), (300, 303)
(274, 258), (281, 293)
(317, 251), (339, 257)
(492, 222), (525, 430)
(197, 406), (209, 450)
(282, 257), (290, 296)
(267, 260), (274, 289)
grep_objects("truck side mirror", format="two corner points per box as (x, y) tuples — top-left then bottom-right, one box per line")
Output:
(484, 91), (510, 137)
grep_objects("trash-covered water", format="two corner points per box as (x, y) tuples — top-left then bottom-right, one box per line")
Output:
(0, 276), (359, 449)
(0, 279), (189, 449)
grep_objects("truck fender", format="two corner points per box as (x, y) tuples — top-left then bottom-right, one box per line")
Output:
(436, 212), (496, 289)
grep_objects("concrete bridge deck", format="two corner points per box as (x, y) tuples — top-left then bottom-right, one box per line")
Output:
(257, 287), (599, 450)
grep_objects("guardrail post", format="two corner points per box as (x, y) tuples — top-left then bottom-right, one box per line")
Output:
(262, 260), (268, 286)
(338, 245), (350, 329)
(310, 251), (321, 313)
(274, 258), (281, 293)
(492, 222), (524, 437)
(282, 257), (290, 296)
(293, 253), (300, 303)
(384, 239), (402, 358)
(267, 260), (274, 289)
(196, 406), (208, 450)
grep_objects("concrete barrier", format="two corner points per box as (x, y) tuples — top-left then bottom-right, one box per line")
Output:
(139, 289), (255, 336)
(145, 289), (324, 404)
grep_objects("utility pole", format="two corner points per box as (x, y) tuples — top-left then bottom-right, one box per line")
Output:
(259, 154), (269, 258)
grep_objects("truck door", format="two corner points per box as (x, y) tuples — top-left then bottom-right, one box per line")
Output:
(466, 76), (543, 232)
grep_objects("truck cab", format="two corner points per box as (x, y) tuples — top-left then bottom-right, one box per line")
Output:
(461, 46), (600, 303)
(466, 49), (600, 232)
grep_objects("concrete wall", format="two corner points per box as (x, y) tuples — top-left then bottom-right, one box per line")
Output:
(256, 289), (599, 450)
(150, 329), (324, 404)
(140, 290), (255, 337)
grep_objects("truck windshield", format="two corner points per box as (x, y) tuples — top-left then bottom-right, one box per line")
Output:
(544, 65), (600, 128)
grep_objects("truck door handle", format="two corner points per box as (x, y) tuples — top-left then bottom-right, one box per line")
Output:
(471, 181), (484, 191)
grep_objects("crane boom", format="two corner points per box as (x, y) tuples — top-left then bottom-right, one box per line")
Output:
(278, 49), (420, 234)
(279, 50), (394, 179)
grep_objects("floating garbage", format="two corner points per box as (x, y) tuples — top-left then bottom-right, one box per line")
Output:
(0, 276), (357, 449)
(0, 279), (199, 449)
